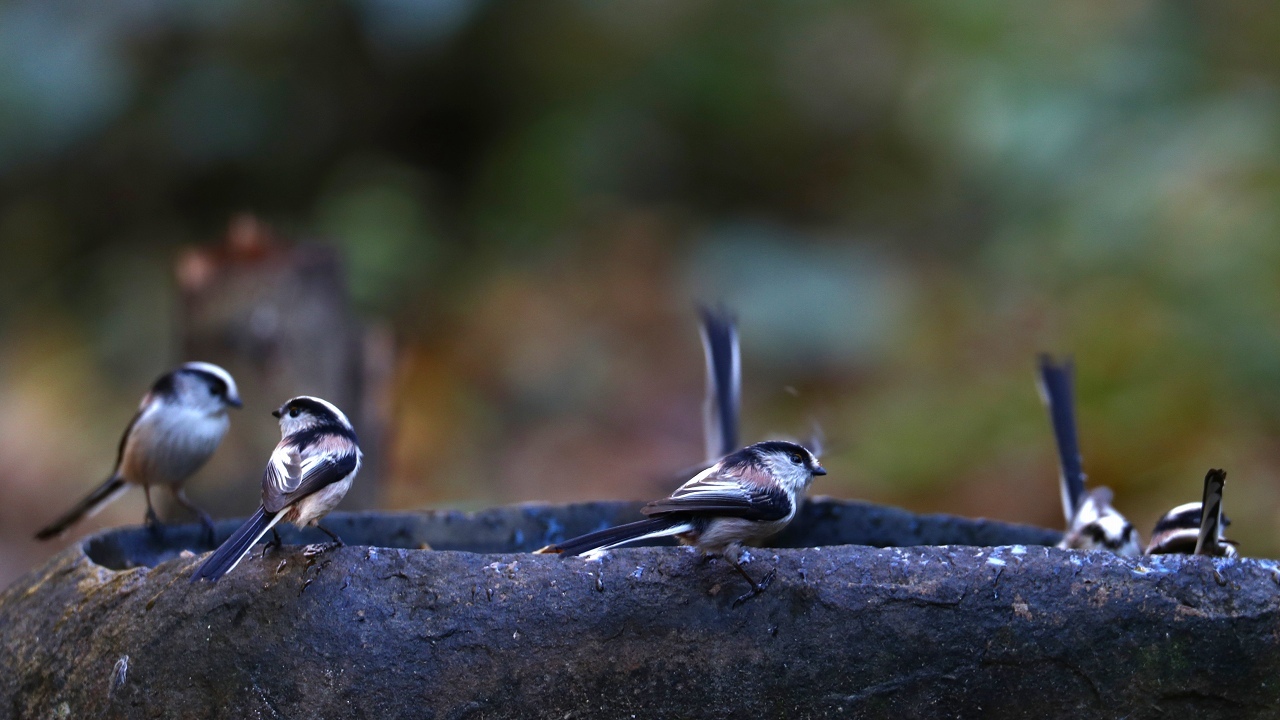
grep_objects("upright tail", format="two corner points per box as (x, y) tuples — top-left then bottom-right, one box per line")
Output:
(190, 507), (282, 582)
(535, 517), (694, 557)
(699, 305), (741, 463)
(1037, 354), (1086, 525)
(35, 476), (129, 540)
(1195, 469), (1227, 556)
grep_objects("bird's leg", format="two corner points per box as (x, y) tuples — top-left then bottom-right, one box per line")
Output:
(316, 523), (345, 547)
(260, 529), (283, 559)
(172, 486), (216, 546)
(729, 556), (776, 608)
(143, 485), (162, 536)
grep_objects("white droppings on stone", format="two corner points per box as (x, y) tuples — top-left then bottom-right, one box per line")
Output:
(987, 557), (1006, 567)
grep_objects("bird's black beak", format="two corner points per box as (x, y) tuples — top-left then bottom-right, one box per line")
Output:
(813, 465), (827, 476)
(271, 409), (282, 419)
(228, 396), (243, 409)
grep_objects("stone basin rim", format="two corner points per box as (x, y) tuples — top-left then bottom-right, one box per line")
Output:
(67, 497), (1075, 573)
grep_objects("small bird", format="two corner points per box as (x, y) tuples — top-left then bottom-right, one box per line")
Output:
(537, 440), (826, 605)
(190, 396), (361, 583)
(1146, 468), (1237, 557)
(699, 304), (741, 464)
(35, 361), (241, 542)
(1036, 355), (1141, 555)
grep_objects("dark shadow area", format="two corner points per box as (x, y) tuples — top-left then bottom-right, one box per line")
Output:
(82, 497), (1062, 571)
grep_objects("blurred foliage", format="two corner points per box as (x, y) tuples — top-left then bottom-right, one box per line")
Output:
(4, 0), (1280, 586)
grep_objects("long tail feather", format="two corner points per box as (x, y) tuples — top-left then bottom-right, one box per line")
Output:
(1037, 354), (1086, 524)
(536, 518), (693, 556)
(35, 476), (128, 540)
(699, 305), (741, 463)
(1195, 469), (1227, 556)
(190, 507), (282, 582)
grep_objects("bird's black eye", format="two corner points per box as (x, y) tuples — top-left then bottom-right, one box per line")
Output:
(789, 452), (804, 465)
(288, 407), (300, 418)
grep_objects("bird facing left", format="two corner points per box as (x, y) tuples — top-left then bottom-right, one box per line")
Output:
(34, 361), (241, 543)
(190, 396), (362, 583)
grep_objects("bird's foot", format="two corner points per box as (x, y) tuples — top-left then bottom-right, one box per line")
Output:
(303, 542), (341, 558)
(730, 566), (776, 608)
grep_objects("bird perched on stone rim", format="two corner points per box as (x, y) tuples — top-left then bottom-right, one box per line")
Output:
(191, 395), (361, 583)
(536, 439), (826, 606)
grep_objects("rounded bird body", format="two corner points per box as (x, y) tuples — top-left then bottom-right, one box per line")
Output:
(538, 440), (825, 605)
(191, 396), (361, 583)
(1147, 469), (1237, 558)
(35, 362), (241, 541)
(537, 440), (824, 605)
(1057, 488), (1140, 556)
(649, 441), (817, 556)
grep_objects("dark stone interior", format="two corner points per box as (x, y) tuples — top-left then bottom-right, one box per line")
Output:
(83, 497), (1062, 571)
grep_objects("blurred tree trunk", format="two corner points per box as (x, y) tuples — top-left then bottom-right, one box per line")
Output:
(171, 214), (392, 517)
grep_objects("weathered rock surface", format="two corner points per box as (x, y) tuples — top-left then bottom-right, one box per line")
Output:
(1, 498), (1276, 719)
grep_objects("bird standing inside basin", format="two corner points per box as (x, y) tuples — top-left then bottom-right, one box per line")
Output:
(1146, 468), (1237, 557)
(191, 396), (361, 583)
(1036, 355), (1141, 556)
(537, 440), (826, 605)
(35, 362), (241, 543)
(699, 304), (741, 465)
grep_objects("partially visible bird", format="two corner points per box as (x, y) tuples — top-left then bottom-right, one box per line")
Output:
(35, 362), (241, 542)
(190, 396), (361, 583)
(1036, 355), (1140, 555)
(699, 304), (741, 464)
(537, 440), (826, 606)
(1147, 468), (1237, 557)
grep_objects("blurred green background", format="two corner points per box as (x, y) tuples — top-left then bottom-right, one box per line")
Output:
(3, 0), (1279, 587)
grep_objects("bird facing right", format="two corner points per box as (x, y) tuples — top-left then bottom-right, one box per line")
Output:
(35, 361), (241, 543)
(537, 439), (825, 605)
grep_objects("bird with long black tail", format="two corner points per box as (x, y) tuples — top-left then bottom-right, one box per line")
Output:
(1036, 355), (1140, 555)
(191, 396), (361, 583)
(537, 440), (825, 606)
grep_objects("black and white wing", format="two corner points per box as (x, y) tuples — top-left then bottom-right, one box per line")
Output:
(262, 441), (358, 513)
(643, 465), (791, 523)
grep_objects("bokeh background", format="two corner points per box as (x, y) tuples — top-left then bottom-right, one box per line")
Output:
(4, 0), (1280, 588)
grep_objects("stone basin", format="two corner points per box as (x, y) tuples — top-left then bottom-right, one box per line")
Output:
(1, 498), (1276, 719)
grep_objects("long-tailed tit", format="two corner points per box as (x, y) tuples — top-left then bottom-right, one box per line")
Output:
(190, 396), (361, 583)
(699, 304), (741, 464)
(538, 440), (826, 605)
(35, 362), (241, 542)
(1146, 468), (1237, 557)
(1037, 355), (1141, 555)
